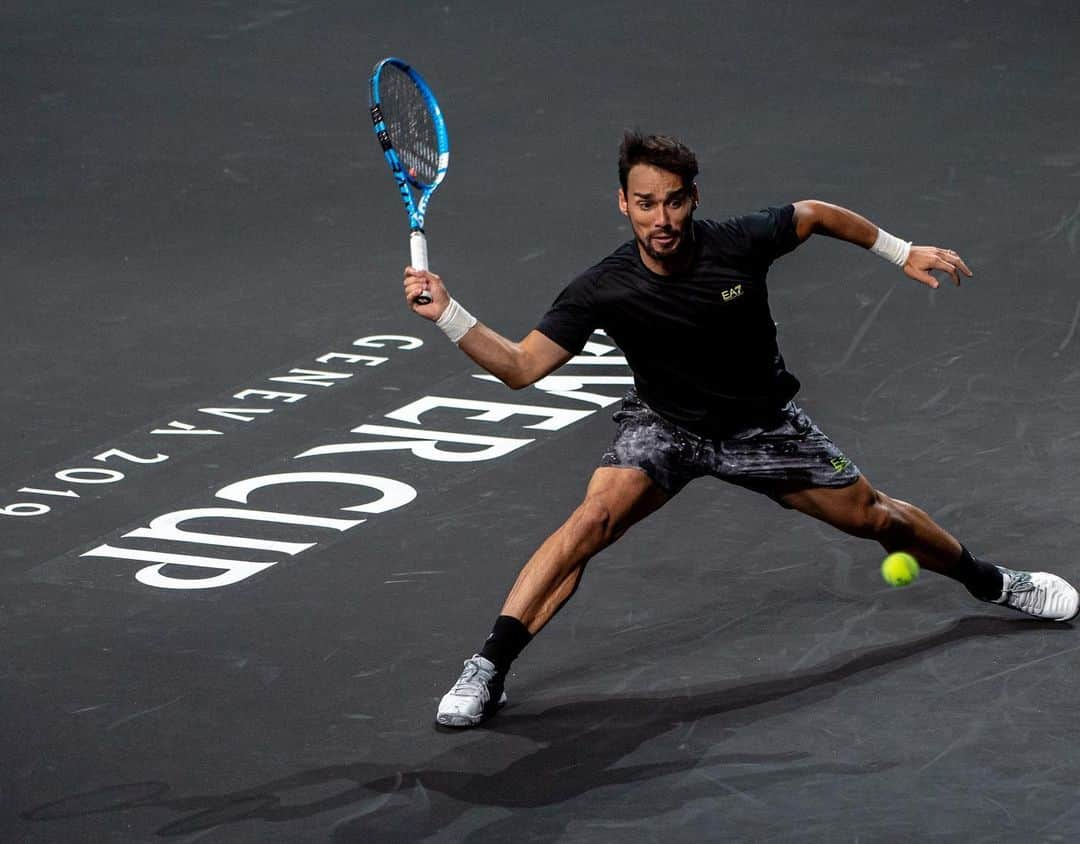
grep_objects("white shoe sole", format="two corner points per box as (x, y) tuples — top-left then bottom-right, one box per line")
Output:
(436, 692), (508, 728)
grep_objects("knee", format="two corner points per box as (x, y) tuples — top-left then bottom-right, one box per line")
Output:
(570, 496), (617, 549)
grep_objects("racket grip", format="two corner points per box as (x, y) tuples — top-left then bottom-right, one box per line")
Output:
(410, 231), (432, 304)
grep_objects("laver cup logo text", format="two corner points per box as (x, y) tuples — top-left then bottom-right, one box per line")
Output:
(6, 332), (631, 591)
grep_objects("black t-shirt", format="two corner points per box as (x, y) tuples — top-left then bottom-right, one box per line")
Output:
(536, 205), (802, 436)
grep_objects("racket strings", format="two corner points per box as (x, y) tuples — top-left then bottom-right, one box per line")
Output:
(379, 66), (440, 186)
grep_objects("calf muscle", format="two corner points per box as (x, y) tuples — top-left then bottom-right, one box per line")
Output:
(781, 477), (963, 574)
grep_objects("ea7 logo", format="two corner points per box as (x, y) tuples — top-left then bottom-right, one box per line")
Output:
(721, 284), (743, 302)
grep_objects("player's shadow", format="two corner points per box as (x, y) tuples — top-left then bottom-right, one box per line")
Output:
(21, 615), (1064, 841)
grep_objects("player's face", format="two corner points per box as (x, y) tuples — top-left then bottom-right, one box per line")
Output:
(618, 164), (698, 275)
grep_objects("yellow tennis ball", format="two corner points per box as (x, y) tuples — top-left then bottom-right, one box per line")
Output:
(881, 552), (919, 587)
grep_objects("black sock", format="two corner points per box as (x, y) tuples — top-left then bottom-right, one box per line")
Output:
(953, 545), (1005, 601)
(479, 615), (533, 676)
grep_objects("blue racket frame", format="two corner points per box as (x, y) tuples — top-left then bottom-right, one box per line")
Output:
(369, 57), (450, 236)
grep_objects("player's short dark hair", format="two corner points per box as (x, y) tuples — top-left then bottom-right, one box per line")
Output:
(618, 131), (699, 192)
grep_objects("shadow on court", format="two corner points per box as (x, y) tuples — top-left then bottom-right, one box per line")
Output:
(22, 615), (1063, 840)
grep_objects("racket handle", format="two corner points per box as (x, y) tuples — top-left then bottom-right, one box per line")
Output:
(410, 231), (432, 304)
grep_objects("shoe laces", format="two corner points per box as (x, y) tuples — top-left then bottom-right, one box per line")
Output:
(1002, 571), (1046, 612)
(450, 657), (495, 698)
(1004, 571), (1034, 593)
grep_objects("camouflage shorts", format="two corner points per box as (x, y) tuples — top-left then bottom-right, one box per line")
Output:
(600, 390), (861, 500)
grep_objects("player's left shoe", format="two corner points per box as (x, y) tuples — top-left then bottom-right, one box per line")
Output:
(991, 566), (1080, 621)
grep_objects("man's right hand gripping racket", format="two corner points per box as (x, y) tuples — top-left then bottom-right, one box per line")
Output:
(369, 57), (449, 305)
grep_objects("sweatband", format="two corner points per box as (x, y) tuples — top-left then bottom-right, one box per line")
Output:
(870, 228), (912, 267)
(435, 298), (477, 344)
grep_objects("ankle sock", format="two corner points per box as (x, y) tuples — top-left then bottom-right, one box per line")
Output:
(954, 545), (1005, 601)
(479, 615), (533, 676)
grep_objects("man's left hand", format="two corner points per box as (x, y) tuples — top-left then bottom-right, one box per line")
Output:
(904, 246), (974, 288)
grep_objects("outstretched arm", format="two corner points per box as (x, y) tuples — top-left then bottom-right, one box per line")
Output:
(792, 199), (974, 289)
(403, 266), (573, 389)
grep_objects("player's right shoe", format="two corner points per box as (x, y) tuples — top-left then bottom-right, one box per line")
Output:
(436, 654), (507, 727)
(992, 566), (1080, 621)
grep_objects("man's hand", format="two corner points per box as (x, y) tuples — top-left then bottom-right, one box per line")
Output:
(904, 246), (974, 289)
(400, 265), (573, 387)
(403, 267), (450, 320)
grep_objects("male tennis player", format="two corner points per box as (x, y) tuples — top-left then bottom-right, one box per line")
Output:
(403, 132), (1080, 728)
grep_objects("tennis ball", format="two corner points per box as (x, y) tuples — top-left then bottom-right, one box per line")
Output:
(881, 552), (919, 587)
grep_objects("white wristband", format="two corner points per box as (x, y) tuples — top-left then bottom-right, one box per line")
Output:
(870, 228), (912, 267)
(435, 298), (478, 344)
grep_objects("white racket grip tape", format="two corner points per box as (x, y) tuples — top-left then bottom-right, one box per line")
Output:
(409, 231), (432, 304)
(409, 230), (429, 270)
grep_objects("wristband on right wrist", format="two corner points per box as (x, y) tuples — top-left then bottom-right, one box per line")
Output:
(435, 298), (478, 344)
(870, 228), (912, 267)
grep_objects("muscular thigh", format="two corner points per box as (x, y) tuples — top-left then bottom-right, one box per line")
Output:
(779, 475), (879, 532)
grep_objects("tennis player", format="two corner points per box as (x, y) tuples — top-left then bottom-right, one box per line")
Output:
(403, 131), (1080, 728)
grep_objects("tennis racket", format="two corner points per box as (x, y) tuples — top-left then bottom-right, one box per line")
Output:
(368, 57), (450, 305)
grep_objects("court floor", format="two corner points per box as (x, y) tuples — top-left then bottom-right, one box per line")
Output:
(4, 1), (1080, 841)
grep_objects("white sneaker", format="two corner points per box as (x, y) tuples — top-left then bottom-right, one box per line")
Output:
(993, 566), (1080, 621)
(436, 655), (507, 727)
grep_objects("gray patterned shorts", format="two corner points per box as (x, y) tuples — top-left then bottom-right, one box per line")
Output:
(600, 390), (861, 501)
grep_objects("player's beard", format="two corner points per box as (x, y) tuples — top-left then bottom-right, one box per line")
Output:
(639, 215), (694, 266)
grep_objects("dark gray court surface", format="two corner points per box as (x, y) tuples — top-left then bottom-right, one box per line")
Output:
(5, 1), (1080, 841)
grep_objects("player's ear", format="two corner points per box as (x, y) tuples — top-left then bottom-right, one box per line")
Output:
(690, 182), (699, 210)
(617, 188), (629, 217)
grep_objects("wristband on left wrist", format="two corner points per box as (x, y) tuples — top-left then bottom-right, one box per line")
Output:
(870, 228), (912, 267)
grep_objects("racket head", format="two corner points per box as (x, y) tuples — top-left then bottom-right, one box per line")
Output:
(369, 57), (449, 198)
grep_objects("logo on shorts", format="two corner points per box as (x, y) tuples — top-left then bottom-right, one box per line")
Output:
(721, 284), (743, 303)
(830, 455), (852, 473)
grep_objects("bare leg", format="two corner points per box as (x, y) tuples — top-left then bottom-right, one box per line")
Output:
(435, 467), (668, 726)
(501, 466), (670, 634)
(780, 476), (963, 575)
(778, 475), (1080, 621)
